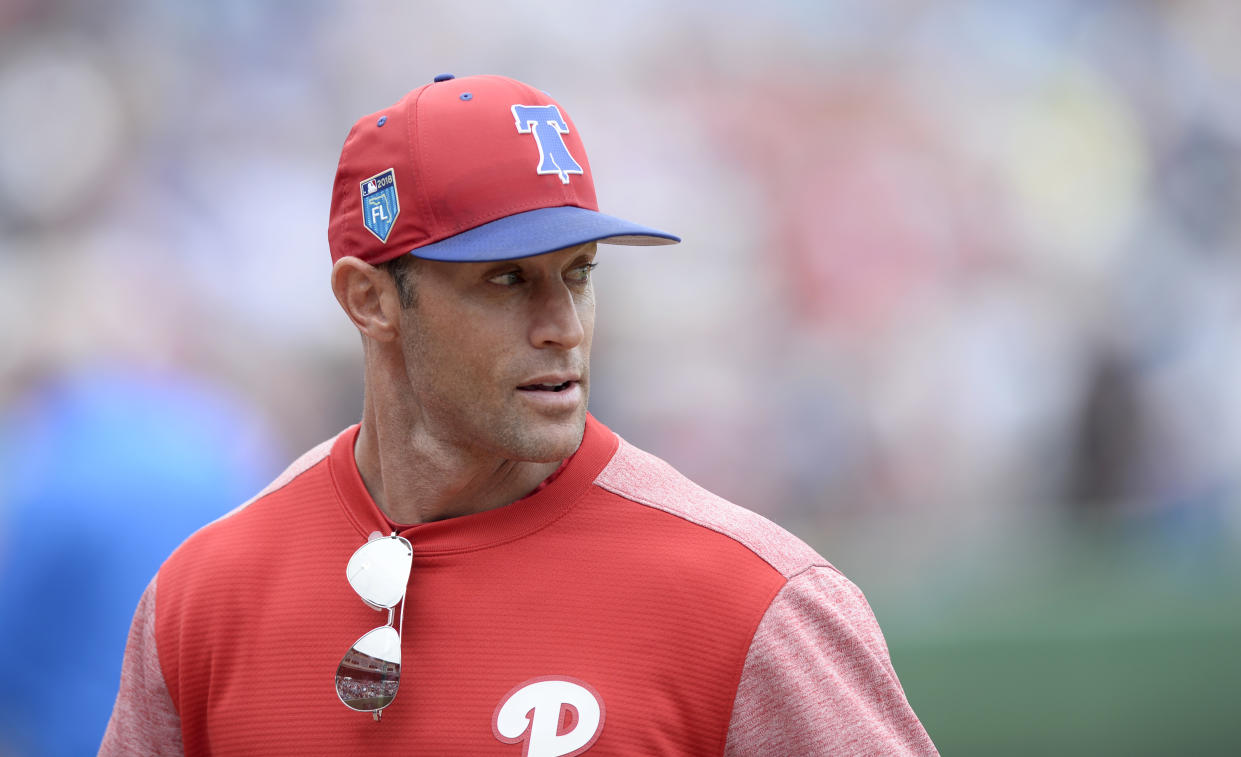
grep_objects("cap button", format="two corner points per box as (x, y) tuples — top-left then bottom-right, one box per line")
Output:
(433, 73), (455, 83)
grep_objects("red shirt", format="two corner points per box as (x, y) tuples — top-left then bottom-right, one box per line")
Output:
(102, 415), (936, 756)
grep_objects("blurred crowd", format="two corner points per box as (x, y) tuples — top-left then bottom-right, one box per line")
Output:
(1, 1), (1239, 754)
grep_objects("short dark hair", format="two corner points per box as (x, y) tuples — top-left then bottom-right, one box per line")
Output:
(379, 255), (419, 309)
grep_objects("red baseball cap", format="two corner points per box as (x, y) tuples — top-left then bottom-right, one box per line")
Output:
(327, 74), (680, 264)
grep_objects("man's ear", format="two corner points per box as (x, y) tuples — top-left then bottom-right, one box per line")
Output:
(331, 257), (402, 342)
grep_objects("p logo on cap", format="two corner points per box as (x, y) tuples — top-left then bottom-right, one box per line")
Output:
(512, 104), (584, 185)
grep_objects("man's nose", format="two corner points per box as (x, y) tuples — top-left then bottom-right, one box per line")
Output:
(528, 282), (586, 350)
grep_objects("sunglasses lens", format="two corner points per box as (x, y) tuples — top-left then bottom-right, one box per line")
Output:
(336, 625), (402, 711)
(346, 536), (413, 609)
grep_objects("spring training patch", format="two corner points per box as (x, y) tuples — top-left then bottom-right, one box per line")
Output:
(360, 168), (400, 243)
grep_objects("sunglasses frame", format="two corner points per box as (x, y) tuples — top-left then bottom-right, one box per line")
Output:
(335, 533), (413, 721)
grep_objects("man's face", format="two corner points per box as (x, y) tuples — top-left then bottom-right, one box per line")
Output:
(395, 242), (597, 462)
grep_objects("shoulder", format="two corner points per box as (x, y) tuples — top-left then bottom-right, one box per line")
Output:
(593, 434), (834, 581)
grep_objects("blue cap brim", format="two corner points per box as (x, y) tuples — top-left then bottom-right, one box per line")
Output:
(409, 206), (680, 262)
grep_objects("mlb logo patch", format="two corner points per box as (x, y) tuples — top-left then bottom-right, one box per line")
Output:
(360, 168), (400, 243)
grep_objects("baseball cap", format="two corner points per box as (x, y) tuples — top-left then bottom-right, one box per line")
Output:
(328, 74), (680, 264)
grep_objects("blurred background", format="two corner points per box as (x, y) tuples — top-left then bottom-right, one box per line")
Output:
(1, 0), (1239, 754)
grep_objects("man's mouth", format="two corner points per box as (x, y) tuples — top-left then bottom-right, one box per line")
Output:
(517, 381), (575, 393)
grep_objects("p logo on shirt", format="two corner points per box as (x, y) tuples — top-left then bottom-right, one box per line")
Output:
(493, 677), (604, 757)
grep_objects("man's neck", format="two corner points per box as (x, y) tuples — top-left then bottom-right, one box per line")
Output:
(352, 413), (562, 525)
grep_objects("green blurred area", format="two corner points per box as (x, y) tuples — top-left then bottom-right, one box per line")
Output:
(894, 625), (1240, 755)
(816, 513), (1241, 755)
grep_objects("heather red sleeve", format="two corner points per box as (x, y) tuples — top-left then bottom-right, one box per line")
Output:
(724, 566), (938, 756)
(99, 575), (184, 756)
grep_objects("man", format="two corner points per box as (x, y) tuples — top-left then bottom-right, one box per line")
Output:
(101, 74), (936, 756)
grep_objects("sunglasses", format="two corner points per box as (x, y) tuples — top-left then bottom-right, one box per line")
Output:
(335, 533), (413, 720)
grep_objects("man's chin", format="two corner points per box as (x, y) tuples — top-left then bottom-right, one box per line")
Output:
(509, 409), (587, 463)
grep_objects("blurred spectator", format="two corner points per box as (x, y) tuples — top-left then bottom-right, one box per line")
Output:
(0, 367), (277, 757)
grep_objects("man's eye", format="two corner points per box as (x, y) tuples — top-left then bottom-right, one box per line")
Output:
(567, 262), (598, 283)
(488, 271), (523, 286)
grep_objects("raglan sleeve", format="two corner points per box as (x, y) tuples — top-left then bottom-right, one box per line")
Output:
(724, 565), (938, 756)
(99, 575), (185, 757)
